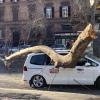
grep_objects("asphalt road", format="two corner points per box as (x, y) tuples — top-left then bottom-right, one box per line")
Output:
(0, 73), (100, 100)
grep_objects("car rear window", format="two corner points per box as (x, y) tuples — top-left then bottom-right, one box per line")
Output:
(30, 54), (46, 65)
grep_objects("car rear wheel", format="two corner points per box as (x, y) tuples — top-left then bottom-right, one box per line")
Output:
(95, 77), (100, 89)
(30, 75), (46, 88)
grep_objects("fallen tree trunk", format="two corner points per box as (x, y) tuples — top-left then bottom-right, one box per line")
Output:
(5, 24), (96, 68)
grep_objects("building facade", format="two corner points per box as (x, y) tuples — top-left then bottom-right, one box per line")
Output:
(95, 0), (100, 30)
(93, 0), (100, 57)
(0, 0), (89, 47)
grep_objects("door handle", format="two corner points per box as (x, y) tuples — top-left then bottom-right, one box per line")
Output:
(77, 68), (84, 71)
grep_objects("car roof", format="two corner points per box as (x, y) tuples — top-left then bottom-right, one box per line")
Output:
(27, 49), (70, 57)
(26, 50), (100, 65)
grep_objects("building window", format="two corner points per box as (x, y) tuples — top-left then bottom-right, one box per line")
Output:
(62, 6), (68, 18)
(96, 1), (100, 9)
(44, 7), (54, 19)
(61, 24), (72, 32)
(0, 30), (2, 39)
(11, 0), (19, 3)
(0, 0), (4, 3)
(12, 6), (19, 21)
(60, 6), (71, 18)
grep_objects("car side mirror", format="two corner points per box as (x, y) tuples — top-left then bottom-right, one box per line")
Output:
(85, 62), (91, 67)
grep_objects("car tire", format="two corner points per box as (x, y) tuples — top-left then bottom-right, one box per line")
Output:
(95, 77), (100, 89)
(29, 75), (46, 88)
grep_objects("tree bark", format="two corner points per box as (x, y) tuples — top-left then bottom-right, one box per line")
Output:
(5, 24), (96, 68)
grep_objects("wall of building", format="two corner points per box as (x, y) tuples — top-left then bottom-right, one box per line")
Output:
(0, 0), (89, 47)
(93, 0), (100, 57)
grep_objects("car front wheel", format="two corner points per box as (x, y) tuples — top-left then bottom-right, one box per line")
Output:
(95, 77), (100, 89)
(30, 75), (46, 88)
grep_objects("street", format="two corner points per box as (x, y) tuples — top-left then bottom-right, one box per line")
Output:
(0, 74), (100, 100)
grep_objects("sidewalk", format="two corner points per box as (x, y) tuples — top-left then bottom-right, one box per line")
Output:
(0, 87), (99, 100)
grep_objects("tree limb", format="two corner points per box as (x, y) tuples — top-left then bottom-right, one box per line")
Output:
(5, 24), (96, 68)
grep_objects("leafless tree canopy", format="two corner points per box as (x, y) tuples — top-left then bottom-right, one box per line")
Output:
(5, 24), (96, 68)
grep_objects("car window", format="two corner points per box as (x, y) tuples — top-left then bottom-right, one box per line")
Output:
(60, 53), (67, 55)
(76, 58), (87, 66)
(85, 58), (98, 67)
(30, 54), (46, 65)
(45, 53), (67, 65)
(46, 56), (54, 65)
(76, 57), (98, 67)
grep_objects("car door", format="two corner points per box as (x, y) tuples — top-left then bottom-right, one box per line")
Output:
(71, 66), (94, 85)
(49, 57), (97, 85)
(28, 54), (48, 75)
(41, 55), (59, 84)
(71, 57), (97, 85)
(52, 67), (74, 84)
(42, 54), (75, 85)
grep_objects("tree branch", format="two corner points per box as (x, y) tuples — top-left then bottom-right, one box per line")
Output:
(5, 24), (96, 68)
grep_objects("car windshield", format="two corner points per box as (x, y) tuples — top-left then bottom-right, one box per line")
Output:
(52, 44), (65, 48)
(76, 57), (98, 67)
(85, 57), (99, 67)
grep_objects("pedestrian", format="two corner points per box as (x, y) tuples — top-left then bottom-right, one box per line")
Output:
(66, 41), (70, 49)
(71, 40), (75, 47)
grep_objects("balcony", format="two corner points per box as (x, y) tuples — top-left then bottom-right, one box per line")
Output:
(46, 16), (80, 23)
(0, 20), (29, 25)
(46, 18), (71, 23)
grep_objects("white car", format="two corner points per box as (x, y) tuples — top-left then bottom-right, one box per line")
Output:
(51, 44), (66, 50)
(8, 47), (19, 54)
(23, 50), (100, 88)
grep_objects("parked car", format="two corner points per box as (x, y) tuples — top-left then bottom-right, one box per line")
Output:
(8, 45), (31, 54)
(19, 45), (31, 50)
(23, 50), (100, 88)
(51, 44), (66, 50)
(8, 47), (19, 54)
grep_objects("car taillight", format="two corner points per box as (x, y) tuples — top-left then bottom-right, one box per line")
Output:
(23, 66), (27, 71)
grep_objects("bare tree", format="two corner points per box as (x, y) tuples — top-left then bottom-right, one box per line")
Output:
(26, 0), (49, 46)
(27, 18), (47, 45)
(74, 0), (92, 26)
(5, 24), (96, 68)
